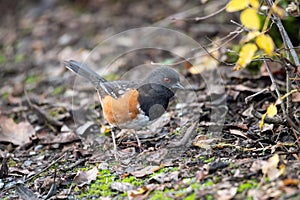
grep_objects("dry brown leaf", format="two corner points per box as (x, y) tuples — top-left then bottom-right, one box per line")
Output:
(292, 92), (300, 102)
(37, 131), (80, 144)
(262, 154), (285, 181)
(130, 165), (162, 178)
(0, 116), (35, 145)
(193, 135), (215, 149)
(229, 129), (248, 139)
(74, 166), (98, 187)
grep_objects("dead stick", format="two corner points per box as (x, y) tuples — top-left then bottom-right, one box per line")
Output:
(0, 153), (66, 197)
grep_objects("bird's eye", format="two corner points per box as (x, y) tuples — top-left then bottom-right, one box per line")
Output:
(164, 77), (171, 83)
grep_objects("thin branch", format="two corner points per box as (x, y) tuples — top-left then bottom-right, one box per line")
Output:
(265, 0), (300, 117)
(151, 28), (243, 67)
(194, 6), (227, 21)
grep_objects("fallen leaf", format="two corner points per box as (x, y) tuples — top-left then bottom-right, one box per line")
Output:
(229, 129), (248, 139)
(216, 187), (238, 200)
(292, 92), (300, 102)
(128, 184), (156, 200)
(266, 104), (277, 117)
(0, 116), (35, 145)
(259, 103), (277, 130)
(259, 113), (267, 130)
(110, 182), (134, 192)
(149, 171), (179, 183)
(16, 183), (39, 200)
(262, 154), (285, 181)
(131, 165), (162, 178)
(74, 167), (98, 187)
(37, 131), (80, 144)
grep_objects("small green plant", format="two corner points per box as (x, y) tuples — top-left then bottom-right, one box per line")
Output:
(237, 180), (258, 193)
(25, 74), (38, 84)
(14, 54), (25, 63)
(204, 157), (215, 163)
(52, 86), (64, 95)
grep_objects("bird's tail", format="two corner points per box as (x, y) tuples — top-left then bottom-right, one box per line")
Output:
(64, 60), (107, 85)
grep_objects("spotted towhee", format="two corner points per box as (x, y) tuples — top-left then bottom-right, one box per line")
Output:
(64, 60), (184, 157)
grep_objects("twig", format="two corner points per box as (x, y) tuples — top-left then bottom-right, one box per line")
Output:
(168, 123), (197, 148)
(25, 153), (66, 182)
(24, 89), (63, 128)
(265, 0), (300, 117)
(151, 27), (243, 67)
(194, 6), (227, 21)
(264, 59), (286, 116)
(60, 158), (88, 172)
(171, 6), (227, 22)
(0, 153), (66, 198)
(245, 88), (270, 104)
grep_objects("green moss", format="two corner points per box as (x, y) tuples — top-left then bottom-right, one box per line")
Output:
(184, 192), (196, 200)
(205, 194), (214, 200)
(0, 54), (6, 64)
(121, 175), (144, 187)
(25, 74), (38, 84)
(1, 92), (9, 100)
(77, 169), (117, 198)
(203, 180), (214, 187)
(52, 86), (64, 95)
(7, 158), (17, 167)
(171, 127), (183, 136)
(246, 196), (253, 200)
(103, 73), (119, 81)
(237, 180), (258, 193)
(226, 44), (240, 63)
(76, 166), (194, 198)
(14, 54), (25, 64)
(150, 190), (173, 200)
(204, 157), (215, 163)
(49, 107), (67, 118)
(170, 167), (179, 172)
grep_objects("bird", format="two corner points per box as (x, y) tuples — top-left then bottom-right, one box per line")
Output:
(64, 60), (184, 158)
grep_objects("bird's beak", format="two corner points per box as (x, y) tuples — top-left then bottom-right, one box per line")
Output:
(172, 82), (184, 90)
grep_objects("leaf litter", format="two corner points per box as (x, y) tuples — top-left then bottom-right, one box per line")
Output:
(0, 1), (299, 199)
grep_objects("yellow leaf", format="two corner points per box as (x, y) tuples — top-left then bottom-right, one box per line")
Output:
(240, 31), (261, 43)
(241, 8), (261, 30)
(266, 103), (277, 117)
(259, 113), (266, 130)
(249, 0), (259, 9)
(234, 43), (257, 70)
(226, 0), (249, 12)
(256, 34), (275, 56)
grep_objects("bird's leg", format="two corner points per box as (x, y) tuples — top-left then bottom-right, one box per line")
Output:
(133, 130), (142, 150)
(110, 126), (119, 160)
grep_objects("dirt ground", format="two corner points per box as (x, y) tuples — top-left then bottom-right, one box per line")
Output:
(0, 0), (299, 199)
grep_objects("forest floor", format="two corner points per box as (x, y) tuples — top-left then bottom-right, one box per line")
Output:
(0, 0), (299, 199)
